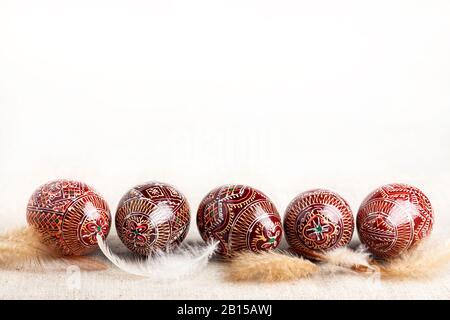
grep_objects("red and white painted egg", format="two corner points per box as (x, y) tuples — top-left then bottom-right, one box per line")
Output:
(197, 184), (283, 258)
(284, 189), (354, 258)
(115, 182), (191, 256)
(26, 179), (111, 256)
(357, 183), (434, 259)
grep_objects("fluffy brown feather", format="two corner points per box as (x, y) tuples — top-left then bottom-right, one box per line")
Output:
(376, 237), (450, 279)
(0, 226), (56, 268)
(0, 226), (107, 271)
(225, 250), (319, 282)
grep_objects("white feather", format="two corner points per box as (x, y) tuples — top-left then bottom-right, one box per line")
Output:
(96, 234), (218, 281)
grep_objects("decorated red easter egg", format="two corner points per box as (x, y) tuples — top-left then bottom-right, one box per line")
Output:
(115, 182), (190, 255)
(284, 189), (354, 258)
(26, 179), (111, 256)
(357, 183), (434, 259)
(197, 184), (283, 258)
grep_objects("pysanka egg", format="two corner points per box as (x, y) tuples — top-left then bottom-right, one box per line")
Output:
(357, 183), (434, 259)
(284, 189), (354, 258)
(115, 182), (191, 255)
(196, 184), (283, 258)
(26, 179), (111, 256)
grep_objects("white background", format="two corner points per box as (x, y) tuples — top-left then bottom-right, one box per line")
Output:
(1, 0), (449, 238)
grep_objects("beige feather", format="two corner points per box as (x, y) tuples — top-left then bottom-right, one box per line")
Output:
(225, 250), (319, 282)
(0, 226), (107, 271)
(376, 237), (450, 279)
(0, 226), (56, 268)
(320, 246), (377, 274)
(225, 245), (377, 283)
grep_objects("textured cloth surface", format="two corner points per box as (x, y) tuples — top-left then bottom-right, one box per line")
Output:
(1, 229), (449, 300)
(1, 251), (449, 300)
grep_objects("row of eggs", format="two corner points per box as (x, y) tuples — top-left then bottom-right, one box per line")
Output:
(26, 180), (434, 260)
